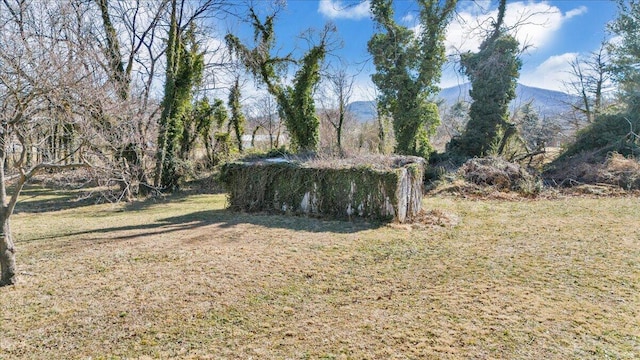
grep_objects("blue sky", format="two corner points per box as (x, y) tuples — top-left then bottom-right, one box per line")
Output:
(224, 0), (620, 101)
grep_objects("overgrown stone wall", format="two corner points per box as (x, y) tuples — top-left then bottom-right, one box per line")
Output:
(220, 156), (425, 222)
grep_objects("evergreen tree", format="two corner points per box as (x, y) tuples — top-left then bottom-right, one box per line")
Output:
(515, 102), (559, 152)
(450, 0), (522, 157)
(368, 0), (457, 159)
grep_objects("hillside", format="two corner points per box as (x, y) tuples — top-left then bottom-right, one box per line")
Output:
(347, 83), (580, 122)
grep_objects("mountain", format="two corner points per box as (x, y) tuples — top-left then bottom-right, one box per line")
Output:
(440, 83), (579, 119)
(347, 83), (580, 122)
(346, 101), (377, 122)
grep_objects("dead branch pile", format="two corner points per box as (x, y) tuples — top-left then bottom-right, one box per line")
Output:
(459, 157), (541, 194)
(545, 151), (640, 189)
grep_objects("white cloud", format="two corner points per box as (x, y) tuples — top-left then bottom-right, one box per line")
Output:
(565, 6), (588, 19)
(401, 13), (415, 24)
(520, 52), (579, 91)
(318, 0), (370, 20)
(445, 2), (589, 55)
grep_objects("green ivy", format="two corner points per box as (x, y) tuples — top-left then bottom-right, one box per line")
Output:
(155, 6), (205, 191)
(368, 0), (456, 160)
(451, 0), (522, 157)
(225, 8), (328, 153)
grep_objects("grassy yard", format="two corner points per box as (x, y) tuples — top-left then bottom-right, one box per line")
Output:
(1, 187), (639, 359)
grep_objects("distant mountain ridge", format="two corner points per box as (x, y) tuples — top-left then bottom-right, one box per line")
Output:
(347, 83), (580, 122)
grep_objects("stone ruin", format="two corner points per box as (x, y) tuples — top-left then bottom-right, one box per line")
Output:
(219, 155), (425, 223)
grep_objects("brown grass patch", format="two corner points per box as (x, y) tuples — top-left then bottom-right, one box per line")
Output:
(390, 209), (461, 231)
(429, 178), (536, 201)
(1, 189), (639, 359)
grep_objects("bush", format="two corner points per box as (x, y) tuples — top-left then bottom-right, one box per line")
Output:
(560, 113), (640, 160)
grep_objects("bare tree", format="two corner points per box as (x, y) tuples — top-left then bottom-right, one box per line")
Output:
(246, 94), (282, 150)
(563, 42), (612, 127)
(0, 0), (106, 286)
(318, 66), (355, 154)
(434, 100), (469, 150)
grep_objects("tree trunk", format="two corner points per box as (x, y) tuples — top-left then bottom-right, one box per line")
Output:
(337, 112), (344, 155)
(269, 128), (274, 149)
(0, 214), (16, 286)
(251, 126), (260, 148)
(377, 116), (386, 154)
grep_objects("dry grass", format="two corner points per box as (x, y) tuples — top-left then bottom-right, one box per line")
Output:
(1, 186), (639, 359)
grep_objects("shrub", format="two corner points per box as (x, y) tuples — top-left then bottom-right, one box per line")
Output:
(560, 113), (640, 160)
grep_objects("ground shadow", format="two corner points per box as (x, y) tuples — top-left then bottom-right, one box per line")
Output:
(14, 185), (222, 214)
(14, 186), (103, 214)
(160, 209), (383, 234)
(23, 208), (382, 243)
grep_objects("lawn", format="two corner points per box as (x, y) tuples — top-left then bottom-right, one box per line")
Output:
(1, 187), (639, 359)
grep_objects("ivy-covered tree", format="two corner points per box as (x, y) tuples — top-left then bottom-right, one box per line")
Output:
(180, 97), (214, 160)
(154, 0), (204, 190)
(228, 77), (246, 152)
(210, 99), (232, 164)
(450, 0), (522, 157)
(368, 0), (457, 159)
(225, 8), (331, 152)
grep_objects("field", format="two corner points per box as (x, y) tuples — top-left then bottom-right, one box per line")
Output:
(1, 186), (639, 359)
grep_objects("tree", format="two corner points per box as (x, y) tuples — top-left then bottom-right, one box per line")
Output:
(515, 102), (560, 152)
(96, 0), (230, 192)
(94, 0), (168, 197)
(368, 0), (457, 159)
(228, 76), (246, 152)
(433, 100), (470, 149)
(555, 0), (640, 160)
(179, 96), (214, 160)
(154, 2), (205, 190)
(318, 66), (355, 154)
(210, 98), (231, 163)
(608, 0), (640, 112)
(246, 95), (282, 150)
(450, 0), (522, 157)
(563, 43), (611, 126)
(96, 0), (167, 101)
(225, 7), (333, 153)
(0, 0), (103, 285)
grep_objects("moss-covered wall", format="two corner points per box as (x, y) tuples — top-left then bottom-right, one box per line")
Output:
(220, 156), (424, 222)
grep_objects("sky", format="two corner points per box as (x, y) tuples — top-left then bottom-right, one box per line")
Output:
(222, 0), (620, 102)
